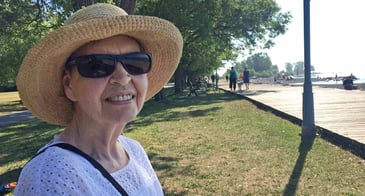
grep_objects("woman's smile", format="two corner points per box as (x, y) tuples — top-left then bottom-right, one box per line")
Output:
(107, 94), (134, 102)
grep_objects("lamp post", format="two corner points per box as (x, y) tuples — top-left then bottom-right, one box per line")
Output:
(301, 0), (316, 139)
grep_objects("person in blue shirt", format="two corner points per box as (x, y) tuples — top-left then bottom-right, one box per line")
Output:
(229, 67), (238, 91)
(243, 67), (250, 90)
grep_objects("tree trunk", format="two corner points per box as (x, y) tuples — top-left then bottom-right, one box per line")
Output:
(154, 90), (168, 103)
(119, 0), (169, 103)
(174, 65), (185, 95)
(120, 0), (137, 14)
(73, 0), (94, 10)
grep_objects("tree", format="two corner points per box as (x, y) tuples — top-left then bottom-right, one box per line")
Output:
(272, 64), (279, 76)
(234, 60), (248, 74)
(285, 63), (294, 75)
(119, 0), (136, 14)
(137, 0), (291, 94)
(0, 0), (78, 86)
(0, 0), (117, 87)
(234, 52), (275, 77)
(116, 0), (168, 102)
(293, 61), (304, 76)
(245, 52), (272, 72)
(1, 1), (52, 85)
(72, 0), (95, 9)
(1, 0), (291, 95)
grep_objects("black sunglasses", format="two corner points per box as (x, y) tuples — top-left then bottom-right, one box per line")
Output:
(65, 52), (152, 78)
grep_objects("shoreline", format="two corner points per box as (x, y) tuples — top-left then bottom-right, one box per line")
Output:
(250, 77), (365, 91)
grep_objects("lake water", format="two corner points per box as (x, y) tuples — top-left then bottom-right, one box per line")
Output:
(290, 78), (365, 88)
(311, 78), (365, 85)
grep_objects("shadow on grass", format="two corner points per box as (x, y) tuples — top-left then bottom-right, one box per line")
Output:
(283, 136), (315, 196)
(0, 120), (62, 184)
(148, 152), (190, 196)
(0, 168), (22, 185)
(0, 90), (239, 186)
(148, 153), (179, 171)
(125, 92), (239, 133)
(0, 110), (35, 127)
(0, 100), (26, 113)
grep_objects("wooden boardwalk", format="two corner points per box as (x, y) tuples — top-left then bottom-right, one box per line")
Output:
(219, 80), (365, 156)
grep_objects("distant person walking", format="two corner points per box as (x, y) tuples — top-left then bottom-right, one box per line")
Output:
(229, 67), (237, 91)
(243, 67), (250, 90)
(343, 75), (357, 90)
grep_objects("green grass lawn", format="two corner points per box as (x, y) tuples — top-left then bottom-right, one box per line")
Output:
(1, 90), (364, 195)
(0, 92), (25, 115)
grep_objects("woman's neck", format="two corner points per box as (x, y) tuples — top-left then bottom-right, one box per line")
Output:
(58, 120), (129, 172)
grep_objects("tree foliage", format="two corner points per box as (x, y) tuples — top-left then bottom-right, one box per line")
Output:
(272, 64), (279, 76)
(0, 0), (291, 94)
(234, 52), (274, 77)
(0, 0), (75, 85)
(293, 61), (304, 76)
(285, 63), (294, 75)
(0, 0), (117, 86)
(245, 52), (272, 72)
(282, 61), (308, 76)
(137, 0), (291, 93)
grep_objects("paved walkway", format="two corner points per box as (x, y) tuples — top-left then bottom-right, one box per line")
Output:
(219, 80), (365, 159)
(0, 110), (35, 127)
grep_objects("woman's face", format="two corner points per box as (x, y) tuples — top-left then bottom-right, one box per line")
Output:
(63, 35), (148, 126)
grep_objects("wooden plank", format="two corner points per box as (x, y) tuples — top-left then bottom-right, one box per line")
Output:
(219, 81), (365, 146)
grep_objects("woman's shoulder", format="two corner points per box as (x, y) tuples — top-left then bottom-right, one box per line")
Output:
(114, 136), (162, 195)
(118, 135), (146, 157)
(15, 145), (103, 195)
(21, 144), (95, 176)
(118, 135), (155, 173)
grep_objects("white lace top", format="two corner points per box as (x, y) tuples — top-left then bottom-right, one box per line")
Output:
(14, 135), (163, 196)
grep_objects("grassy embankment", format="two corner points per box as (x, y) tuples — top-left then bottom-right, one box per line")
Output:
(0, 89), (364, 195)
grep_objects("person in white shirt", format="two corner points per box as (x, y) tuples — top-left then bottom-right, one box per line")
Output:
(15, 3), (183, 195)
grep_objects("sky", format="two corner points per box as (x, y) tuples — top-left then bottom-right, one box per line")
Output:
(220, 0), (365, 78)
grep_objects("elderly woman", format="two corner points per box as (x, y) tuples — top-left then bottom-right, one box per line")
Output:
(15, 3), (182, 196)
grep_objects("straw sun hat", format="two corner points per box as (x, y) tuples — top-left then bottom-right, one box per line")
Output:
(16, 3), (183, 126)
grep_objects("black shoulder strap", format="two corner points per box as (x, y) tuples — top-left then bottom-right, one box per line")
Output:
(33, 143), (128, 196)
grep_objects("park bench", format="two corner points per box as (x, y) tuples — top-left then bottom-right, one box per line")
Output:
(187, 81), (198, 96)
(187, 80), (210, 96)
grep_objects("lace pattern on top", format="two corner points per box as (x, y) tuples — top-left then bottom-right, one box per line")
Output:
(14, 136), (163, 196)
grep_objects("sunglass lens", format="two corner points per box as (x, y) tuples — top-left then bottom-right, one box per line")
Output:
(70, 53), (151, 78)
(120, 53), (151, 75)
(77, 56), (115, 78)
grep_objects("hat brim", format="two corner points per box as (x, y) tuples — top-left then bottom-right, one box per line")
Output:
(16, 15), (183, 126)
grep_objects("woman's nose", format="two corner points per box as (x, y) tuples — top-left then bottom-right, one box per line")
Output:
(109, 62), (131, 85)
